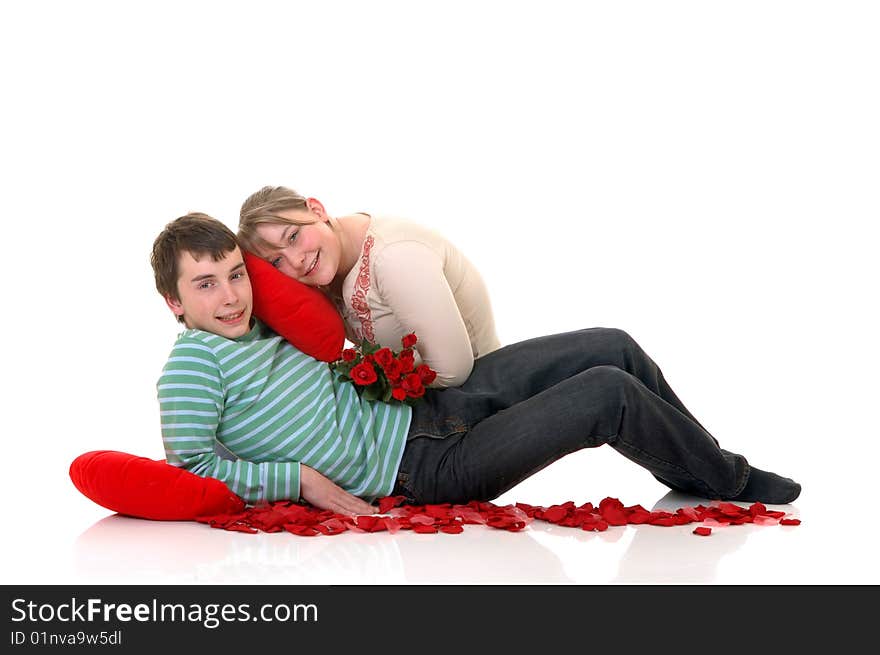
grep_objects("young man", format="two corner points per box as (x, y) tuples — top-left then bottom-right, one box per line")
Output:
(152, 213), (801, 514)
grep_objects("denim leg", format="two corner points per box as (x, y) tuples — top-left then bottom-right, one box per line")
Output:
(396, 365), (749, 504)
(409, 328), (711, 438)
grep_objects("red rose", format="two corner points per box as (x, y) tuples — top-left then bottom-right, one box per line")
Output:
(398, 349), (415, 374)
(363, 354), (375, 365)
(382, 358), (403, 382)
(401, 333), (418, 348)
(350, 361), (378, 386)
(373, 347), (394, 368)
(342, 348), (358, 362)
(415, 364), (437, 386)
(391, 387), (407, 401)
(402, 373), (425, 398)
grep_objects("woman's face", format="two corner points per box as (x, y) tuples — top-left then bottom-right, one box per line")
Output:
(254, 210), (341, 287)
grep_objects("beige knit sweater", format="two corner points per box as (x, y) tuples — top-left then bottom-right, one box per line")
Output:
(332, 215), (501, 388)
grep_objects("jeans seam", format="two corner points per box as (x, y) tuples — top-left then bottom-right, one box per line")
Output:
(408, 425), (468, 440)
(610, 434), (719, 497)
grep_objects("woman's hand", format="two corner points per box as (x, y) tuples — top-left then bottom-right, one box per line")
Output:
(299, 464), (377, 515)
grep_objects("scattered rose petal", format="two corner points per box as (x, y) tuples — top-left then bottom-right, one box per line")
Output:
(409, 514), (435, 525)
(693, 527), (712, 536)
(355, 515), (385, 532)
(677, 507), (701, 522)
(716, 501), (748, 517)
(453, 507), (487, 524)
(412, 524), (438, 534)
(284, 524), (318, 536)
(225, 524), (258, 534)
(541, 506), (569, 523)
(702, 518), (730, 527)
(753, 515), (780, 526)
(192, 495), (801, 538)
(649, 517), (677, 527)
(378, 496), (407, 513)
(381, 517), (402, 534)
(424, 504), (453, 518)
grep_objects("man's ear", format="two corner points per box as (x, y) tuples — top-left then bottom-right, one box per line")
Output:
(164, 295), (185, 319)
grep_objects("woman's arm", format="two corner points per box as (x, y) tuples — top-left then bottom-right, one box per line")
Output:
(374, 241), (476, 387)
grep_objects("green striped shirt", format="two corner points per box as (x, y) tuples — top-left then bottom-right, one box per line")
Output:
(157, 320), (411, 504)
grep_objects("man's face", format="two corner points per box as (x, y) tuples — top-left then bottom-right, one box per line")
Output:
(165, 246), (254, 339)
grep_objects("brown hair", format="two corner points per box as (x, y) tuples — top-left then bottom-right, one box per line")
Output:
(238, 185), (322, 255)
(150, 213), (239, 322)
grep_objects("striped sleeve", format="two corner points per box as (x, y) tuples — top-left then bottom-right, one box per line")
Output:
(157, 340), (301, 503)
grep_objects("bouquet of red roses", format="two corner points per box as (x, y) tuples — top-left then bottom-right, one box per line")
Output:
(330, 333), (437, 404)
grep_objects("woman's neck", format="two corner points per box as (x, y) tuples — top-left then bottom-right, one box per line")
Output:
(328, 213), (371, 297)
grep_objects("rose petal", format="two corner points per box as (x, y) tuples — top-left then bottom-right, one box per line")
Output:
(452, 507), (487, 524)
(381, 517), (402, 534)
(424, 504), (453, 518)
(409, 514), (435, 525)
(753, 515), (780, 526)
(716, 501), (748, 517)
(702, 518), (730, 527)
(377, 496), (407, 513)
(540, 506), (569, 523)
(648, 517), (677, 527)
(412, 524), (439, 534)
(355, 515), (379, 531)
(193, 495), (800, 537)
(284, 524), (319, 536)
(677, 507), (701, 522)
(693, 527), (712, 536)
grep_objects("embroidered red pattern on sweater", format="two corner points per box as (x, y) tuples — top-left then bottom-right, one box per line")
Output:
(349, 235), (375, 343)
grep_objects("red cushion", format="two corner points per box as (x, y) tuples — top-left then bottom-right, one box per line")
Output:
(70, 450), (245, 521)
(244, 250), (345, 362)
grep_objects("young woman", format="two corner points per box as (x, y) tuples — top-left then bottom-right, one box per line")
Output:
(237, 186), (501, 388)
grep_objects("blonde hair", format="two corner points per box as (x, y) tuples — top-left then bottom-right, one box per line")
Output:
(238, 185), (320, 255)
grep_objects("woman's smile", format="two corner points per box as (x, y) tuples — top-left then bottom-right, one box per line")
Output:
(304, 251), (320, 277)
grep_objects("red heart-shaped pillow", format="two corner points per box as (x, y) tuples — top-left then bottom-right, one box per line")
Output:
(244, 250), (345, 362)
(70, 450), (245, 521)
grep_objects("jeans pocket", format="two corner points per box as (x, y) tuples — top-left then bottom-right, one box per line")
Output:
(407, 416), (469, 440)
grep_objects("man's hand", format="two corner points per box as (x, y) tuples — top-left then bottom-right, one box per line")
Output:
(300, 464), (377, 515)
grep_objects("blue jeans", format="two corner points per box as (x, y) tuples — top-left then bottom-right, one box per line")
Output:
(393, 328), (749, 504)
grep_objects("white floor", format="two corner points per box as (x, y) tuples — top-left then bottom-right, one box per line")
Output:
(9, 445), (876, 586)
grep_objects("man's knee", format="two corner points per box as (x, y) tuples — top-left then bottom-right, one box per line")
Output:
(584, 327), (640, 361)
(580, 364), (637, 401)
(606, 327), (639, 352)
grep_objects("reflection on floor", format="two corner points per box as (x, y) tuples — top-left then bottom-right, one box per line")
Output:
(71, 490), (803, 585)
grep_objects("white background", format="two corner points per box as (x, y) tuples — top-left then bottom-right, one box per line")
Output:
(1, 1), (878, 584)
